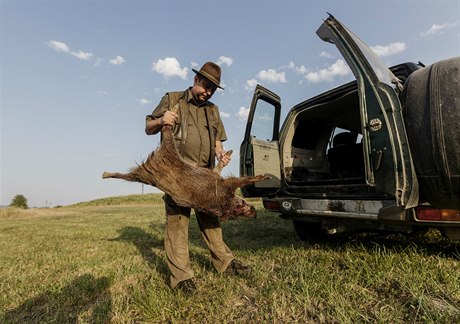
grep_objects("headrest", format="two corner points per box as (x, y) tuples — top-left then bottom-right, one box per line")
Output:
(333, 132), (355, 147)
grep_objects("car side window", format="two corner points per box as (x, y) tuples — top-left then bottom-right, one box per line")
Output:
(250, 99), (276, 141)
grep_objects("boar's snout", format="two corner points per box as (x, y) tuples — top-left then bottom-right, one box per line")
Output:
(221, 199), (257, 221)
(241, 204), (257, 218)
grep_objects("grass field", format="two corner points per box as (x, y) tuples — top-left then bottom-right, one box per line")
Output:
(1, 194), (459, 323)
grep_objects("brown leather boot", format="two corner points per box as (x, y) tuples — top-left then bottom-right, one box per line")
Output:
(224, 260), (252, 276)
(176, 279), (197, 294)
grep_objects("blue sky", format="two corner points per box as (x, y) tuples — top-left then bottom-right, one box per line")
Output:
(2, 1), (459, 207)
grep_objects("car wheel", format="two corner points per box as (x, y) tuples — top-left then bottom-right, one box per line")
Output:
(293, 220), (328, 242)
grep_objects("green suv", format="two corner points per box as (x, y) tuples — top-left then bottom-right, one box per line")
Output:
(240, 14), (460, 241)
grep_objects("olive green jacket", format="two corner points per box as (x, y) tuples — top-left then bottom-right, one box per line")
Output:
(147, 89), (226, 169)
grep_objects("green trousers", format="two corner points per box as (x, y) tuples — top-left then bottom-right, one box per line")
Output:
(163, 195), (234, 288)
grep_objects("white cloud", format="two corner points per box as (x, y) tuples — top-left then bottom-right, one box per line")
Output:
(255, 112), (274, 122)
(97, 90), (108, 95)
(47, 40), (70, 53)
(421, 20), (459, 37)
(71, 50), (93, 61)
(220, 111), (230, 118)
(152, 57), (188, 79)
(46, 40), (101, 64)
(110, 55), (125, 65)
(305, 59), (350, 83)
(320, 51), (335, 59)
(236, 106), (250, 121)
(370, 42), (406, 57)
(137, 98), (152, 106)
(217, 56), (233, 67)
(257, 69), (287, 83)
(93, 57), (103, 67)
(245, 78), (258, 91)
(287, 61), (307, 74)
(297, 66), (307, 74)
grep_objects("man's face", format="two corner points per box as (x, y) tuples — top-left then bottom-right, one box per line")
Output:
(192, 76), (217, 104)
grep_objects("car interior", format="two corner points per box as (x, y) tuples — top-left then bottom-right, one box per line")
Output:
(283, 88), (366, 185)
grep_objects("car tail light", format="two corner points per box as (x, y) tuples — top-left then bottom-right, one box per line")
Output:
(263, 200), (280, 211)
(415, 207), (460, 221)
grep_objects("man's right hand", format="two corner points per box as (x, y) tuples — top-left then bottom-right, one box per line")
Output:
(161, 110), (179, 126)
(145, 110), (179, 135)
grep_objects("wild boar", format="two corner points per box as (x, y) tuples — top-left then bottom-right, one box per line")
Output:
(102, 125), (269, 221)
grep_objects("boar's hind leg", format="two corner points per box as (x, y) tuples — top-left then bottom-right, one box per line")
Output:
(102, 167), (157, 187)
(102, 171), (136, 181)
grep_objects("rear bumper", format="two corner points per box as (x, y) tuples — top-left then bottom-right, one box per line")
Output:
(263, 197), (460, 226)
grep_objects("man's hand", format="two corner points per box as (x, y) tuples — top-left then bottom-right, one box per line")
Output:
(145, 110), (179, 135)
(161, 110), (179, 126)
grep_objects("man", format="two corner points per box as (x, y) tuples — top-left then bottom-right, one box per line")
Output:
(145, 61), (251, 294)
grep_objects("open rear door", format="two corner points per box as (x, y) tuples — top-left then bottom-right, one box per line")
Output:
(316, 14), (418, 208)
(239, 84), (281, 197)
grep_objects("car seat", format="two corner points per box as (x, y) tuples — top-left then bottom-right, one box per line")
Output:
(328, 132), (364, 179)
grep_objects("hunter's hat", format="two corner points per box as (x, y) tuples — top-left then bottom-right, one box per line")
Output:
(192, 62), (224, 90)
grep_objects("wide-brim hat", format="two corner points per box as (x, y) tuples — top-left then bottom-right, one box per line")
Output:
(192, 62), (224, 90)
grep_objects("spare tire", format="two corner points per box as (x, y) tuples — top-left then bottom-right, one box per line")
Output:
(402, 57), (460, 209)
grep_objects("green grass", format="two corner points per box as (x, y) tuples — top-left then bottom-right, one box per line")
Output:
(1, 194), (459, 323)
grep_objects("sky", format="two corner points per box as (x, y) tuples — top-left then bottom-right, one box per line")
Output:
(1, 0), (459, 207)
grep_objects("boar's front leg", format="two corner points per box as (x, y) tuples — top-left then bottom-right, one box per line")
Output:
(213, 150), (233, 175)
(224, 174), (270, 190)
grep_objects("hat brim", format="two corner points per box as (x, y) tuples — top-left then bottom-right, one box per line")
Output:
(192, 68), (224, 90)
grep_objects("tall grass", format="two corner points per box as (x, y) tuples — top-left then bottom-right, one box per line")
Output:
(1, 194), (459, 323)
(70, 193), (166, 207)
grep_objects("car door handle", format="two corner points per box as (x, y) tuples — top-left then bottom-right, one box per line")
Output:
(373, 149), (383, 170)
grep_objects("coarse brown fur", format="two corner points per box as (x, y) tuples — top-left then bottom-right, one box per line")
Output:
(102, 125), (269, 220)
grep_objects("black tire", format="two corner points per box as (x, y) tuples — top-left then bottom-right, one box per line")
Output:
(402, 57), (460, 209)
(293, 221), (328, 242)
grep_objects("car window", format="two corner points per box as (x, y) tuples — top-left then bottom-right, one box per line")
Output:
(343, 23), (398, 87)
(292, 119), (325, 150)
(327, 127), (362, 151)
(250, 99), (276, 141)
